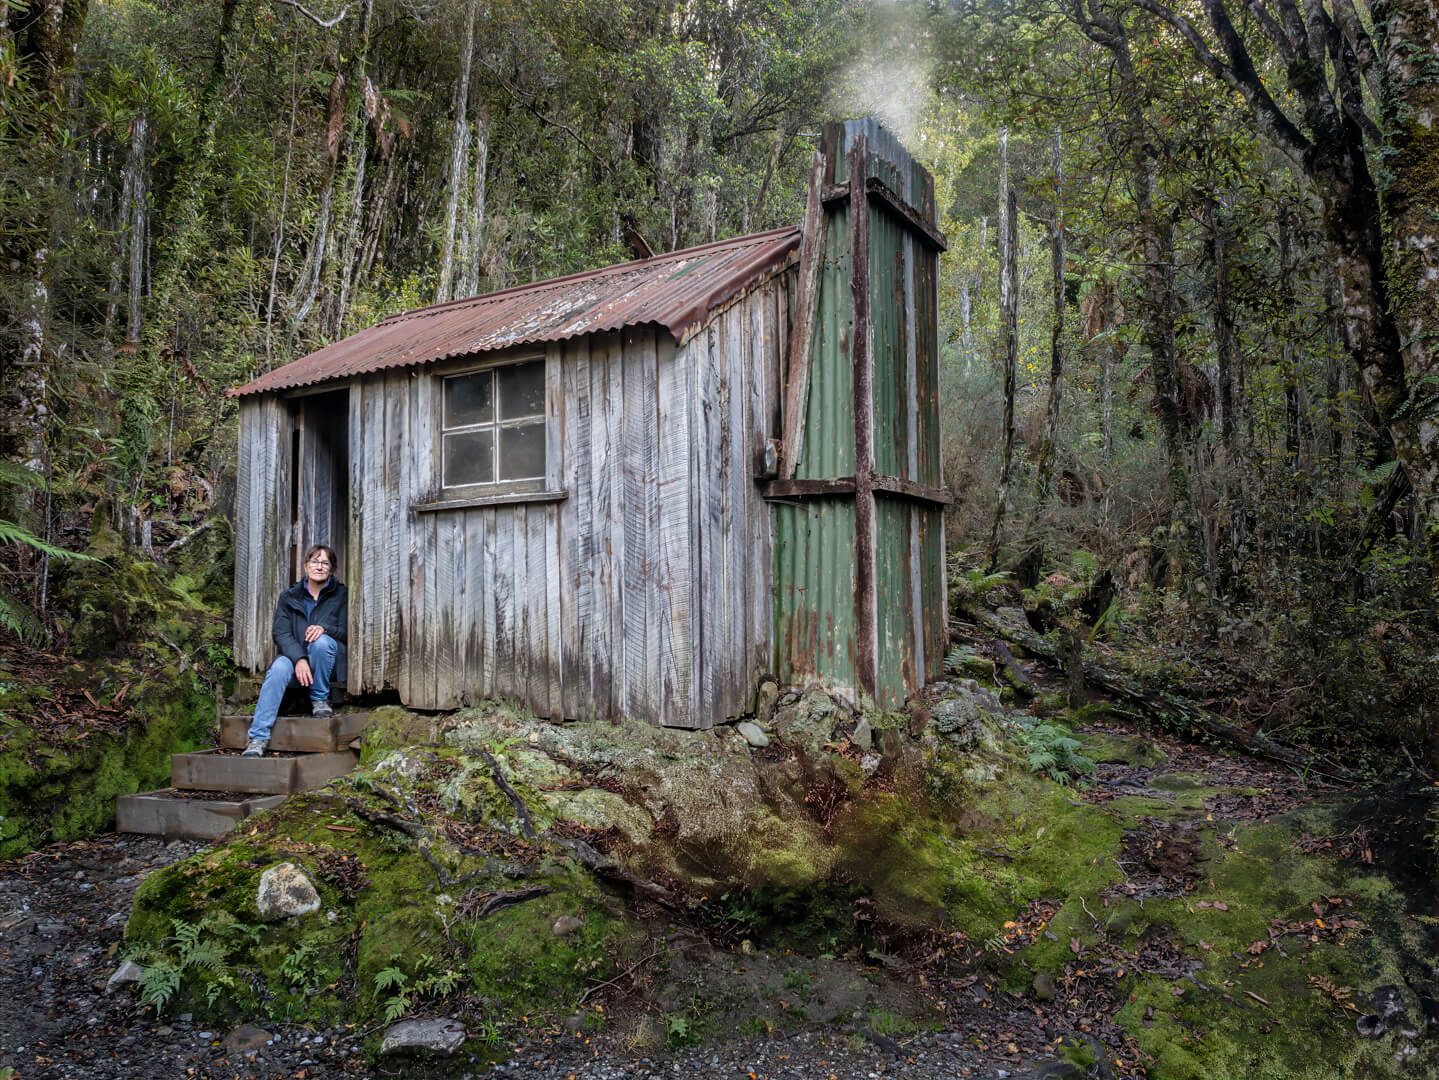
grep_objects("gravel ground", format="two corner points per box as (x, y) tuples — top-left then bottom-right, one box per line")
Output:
(0, 832), (1098, 1080)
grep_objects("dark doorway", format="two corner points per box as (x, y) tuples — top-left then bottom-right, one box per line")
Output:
(289, 389), (350, 583)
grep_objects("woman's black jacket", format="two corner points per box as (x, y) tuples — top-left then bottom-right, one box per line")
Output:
(271, 576), (348, 675)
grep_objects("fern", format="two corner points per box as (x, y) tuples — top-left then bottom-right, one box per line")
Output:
(1356, 459), (1399, 486)
(0, 517), (102, 641)
(138, 959), (183, 1011)
(0, 592), (43, 643)
(373, 965), (409, 992)
(0, 519), (103, 562)
(1012, 720), (1094, 786)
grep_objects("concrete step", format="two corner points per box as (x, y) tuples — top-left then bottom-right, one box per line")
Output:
(219, 710), (370, 753)
(171, 748), (360, 795)
(116, 788), (286, 840)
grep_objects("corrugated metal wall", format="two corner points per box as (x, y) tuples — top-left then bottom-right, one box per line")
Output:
(772, 118), (947, 708)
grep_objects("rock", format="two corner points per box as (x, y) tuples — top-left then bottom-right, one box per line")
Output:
(256, 862), (321, 921)
(860, 754), (881, 776)
(863, 1028), (902, 1055)
(929, 681), (1007, 747)
(907, 707), (931, 737)
(551, 915), (583, 936)
(736, 722), (769, 748)
(1032, 972), (1057, 1001)
(1370, 984), (1409, 1023)
(105, 960), (144, 993)
(755, 680), (780, 726)
(1022, 1062), (1085, 1080)
(1356, 1013), (1386, 1037)
(562, 1014), (585, 1033)
(849, 717), (873, 752)
(224, 1025), (272, 1051)
(380, 1017), (466, 1056)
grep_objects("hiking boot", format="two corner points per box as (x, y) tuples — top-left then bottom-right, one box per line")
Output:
(312, 699), (334, 718)
(241, 737), (267, 758)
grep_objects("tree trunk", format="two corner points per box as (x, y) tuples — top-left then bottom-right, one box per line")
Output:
(458, 107), (489, 298)
(124, 113), (149, 346)
(0, 0), (90, 468)
(987, 129), (1019, 569)
(1206, 202), (1238, 450)
(436, 0), (479, 303)
(1375, 0), (1439, 775)
(333, 135), (368, 336)
(265, 54), (301, 366)
(1033, 130), (1066, 502)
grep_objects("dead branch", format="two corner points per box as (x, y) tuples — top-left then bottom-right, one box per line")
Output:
(275, 0), (348, 28)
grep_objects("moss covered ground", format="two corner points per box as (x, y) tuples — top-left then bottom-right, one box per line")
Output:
(120, 689), (1437, 1076)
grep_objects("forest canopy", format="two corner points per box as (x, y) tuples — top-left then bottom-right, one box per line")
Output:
(2, 0), (1437, 772)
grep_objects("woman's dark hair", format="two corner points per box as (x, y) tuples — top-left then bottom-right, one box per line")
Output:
(304, 544), (338, 571)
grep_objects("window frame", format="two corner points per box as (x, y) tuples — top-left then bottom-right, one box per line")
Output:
(416, 350), (566, 512)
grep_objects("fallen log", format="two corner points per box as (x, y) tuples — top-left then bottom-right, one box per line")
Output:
(961, 609), (1363, 783)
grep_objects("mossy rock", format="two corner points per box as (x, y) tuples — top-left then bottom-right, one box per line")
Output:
(1079, 731), (1169, 769)
(0, 662), (213, 858)
(126, 784), (641, 1030)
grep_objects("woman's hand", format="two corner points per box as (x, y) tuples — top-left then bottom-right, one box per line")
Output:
(295, 658), (313, 687)
(305, 624), (325, 643)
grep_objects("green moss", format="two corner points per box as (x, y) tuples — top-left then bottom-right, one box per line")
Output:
(126, 784), (640, 1031)
(0, 663), (213, 857)
(1003, 791), (1437, 1080)
(1079, 731), (1169, 768)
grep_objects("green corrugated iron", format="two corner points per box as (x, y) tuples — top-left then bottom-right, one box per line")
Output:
(771, 119), (949, 709)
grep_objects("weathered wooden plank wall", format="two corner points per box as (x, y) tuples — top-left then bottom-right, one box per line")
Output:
(233, 396), (294, 671)
(689, 280), (788, 722)
(235, 277), (792, 728)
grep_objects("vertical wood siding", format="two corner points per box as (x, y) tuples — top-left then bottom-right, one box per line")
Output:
(235, 280), (790, 728)
(689, 282), (786, 723)
(233, 396), (294, 671)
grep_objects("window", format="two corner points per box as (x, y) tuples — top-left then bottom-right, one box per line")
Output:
(441, 359), (546, 490)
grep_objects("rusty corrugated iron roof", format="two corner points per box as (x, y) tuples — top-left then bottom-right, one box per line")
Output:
(230, 226), (801, 397)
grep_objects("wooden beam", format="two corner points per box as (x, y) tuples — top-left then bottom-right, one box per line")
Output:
(761, 476), (857, 500)
(778, 151), (826, 480)
(850, 136), (877, 702)
(871, 474), (954, 505)
(821, 177), (947, 253)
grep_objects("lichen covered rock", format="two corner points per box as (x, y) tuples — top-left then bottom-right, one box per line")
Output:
(256, 862), (320, 920)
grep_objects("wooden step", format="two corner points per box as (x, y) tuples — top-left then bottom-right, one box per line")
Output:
(116, 788), (286, 840)
(171, 748), (359, 795)
(219, 710), (370, 753)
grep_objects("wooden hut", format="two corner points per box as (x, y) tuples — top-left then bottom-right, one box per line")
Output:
(230, 119), (949, 729)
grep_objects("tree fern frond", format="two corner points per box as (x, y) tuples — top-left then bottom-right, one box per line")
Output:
(0, 461), (42, 489)
(0, 592), (44, 643)
(0, 520), (103, 562)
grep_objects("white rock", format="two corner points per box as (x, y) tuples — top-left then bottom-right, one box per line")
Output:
(379, 1017), (466, 1056)
(106, 959), (144, 993)
(256, 862), (321, 921)
(551, 915), (583, 936)
(736, 721), (769, 748)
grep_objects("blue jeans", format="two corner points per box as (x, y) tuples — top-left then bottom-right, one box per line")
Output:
(248, 634), (344, 741)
